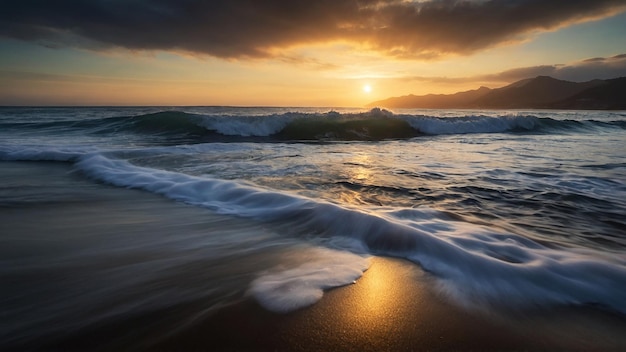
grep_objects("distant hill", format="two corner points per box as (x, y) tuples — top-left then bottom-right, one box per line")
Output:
(368, 86), (492, 109)
(549, 77), (626, 110)
(368, 76), (626, 110)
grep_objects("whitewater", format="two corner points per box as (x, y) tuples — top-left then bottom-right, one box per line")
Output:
(1, 106), (625, 348)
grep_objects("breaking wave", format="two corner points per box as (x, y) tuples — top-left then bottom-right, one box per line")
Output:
(5, 108), (625, 142)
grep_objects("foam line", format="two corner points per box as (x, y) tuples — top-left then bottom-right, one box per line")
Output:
(73, 153), (626, 313)
(249, 248), (370, 313)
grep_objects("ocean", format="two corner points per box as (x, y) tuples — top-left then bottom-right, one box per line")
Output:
(1, 106), (626, 350)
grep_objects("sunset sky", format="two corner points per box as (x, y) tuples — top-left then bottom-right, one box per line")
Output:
(1, 0), (626, 107)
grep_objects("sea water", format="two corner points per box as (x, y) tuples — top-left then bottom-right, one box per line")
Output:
(1, 107), (625, 347)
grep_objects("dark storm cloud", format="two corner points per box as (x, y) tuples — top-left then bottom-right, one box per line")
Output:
(1, 0), (625, 59)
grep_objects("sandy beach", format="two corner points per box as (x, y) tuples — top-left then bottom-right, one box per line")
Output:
(3, 1), (626, 349)
(3, 162), (626, 352)
(151, 257), (626, 351)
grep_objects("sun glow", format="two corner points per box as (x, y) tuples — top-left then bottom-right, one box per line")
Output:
(363, 84), (372, 93)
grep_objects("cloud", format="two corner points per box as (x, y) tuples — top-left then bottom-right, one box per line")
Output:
(400, 54), (626, 86)
(1, 0), (625, 60)
(553, 54), (626, 81)
(486, 54), (626, 82)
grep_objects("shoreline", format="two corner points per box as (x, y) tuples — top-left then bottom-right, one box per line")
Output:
(2, 161), (626, 351)
(151, 257), (626, 351)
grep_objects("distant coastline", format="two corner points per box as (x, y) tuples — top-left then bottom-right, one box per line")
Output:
(369, 76), (626, 110)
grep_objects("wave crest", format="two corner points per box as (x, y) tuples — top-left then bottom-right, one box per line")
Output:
(7, 109), (623, 142)
(401, 114), (540, 134)
(127, 111), (209, 135)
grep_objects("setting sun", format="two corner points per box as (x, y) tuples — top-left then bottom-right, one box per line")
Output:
(1, 1), (625, 106)
(2, 1), (626, 351)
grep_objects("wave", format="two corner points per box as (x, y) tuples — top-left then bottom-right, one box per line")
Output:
(122, 111), (211, 135)
(67, 152), (626, 313)
(274, 113), (418, 140)
(0, 145), (94, 162)
(185, 108), (626, 139)
(2, 147), (626, 313)
(4, 108), (625, 142)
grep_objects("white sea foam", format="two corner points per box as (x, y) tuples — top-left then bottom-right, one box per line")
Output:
(393, 212), (626, 311)
(4, 147), (624, 314)
(71, 153), (626, 314)
(0, 145), (95, 162)
(401, 114), (539, 134)
(249, 248), (369, 313)
(195, 113), (296, 136)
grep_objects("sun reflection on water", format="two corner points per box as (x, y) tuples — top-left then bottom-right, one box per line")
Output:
(347, 153), (374, 183)
(337, 153), (376, 205)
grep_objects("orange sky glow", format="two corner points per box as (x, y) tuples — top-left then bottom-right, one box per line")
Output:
(1, 0), (626, 106)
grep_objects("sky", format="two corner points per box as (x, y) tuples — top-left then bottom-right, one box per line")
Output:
(1, 0), (626, 107)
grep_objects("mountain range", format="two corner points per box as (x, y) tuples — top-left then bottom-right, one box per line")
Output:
(368, 76), (626, 110)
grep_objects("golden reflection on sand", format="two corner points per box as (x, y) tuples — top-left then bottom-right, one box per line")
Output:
(332, 257), (425, 337)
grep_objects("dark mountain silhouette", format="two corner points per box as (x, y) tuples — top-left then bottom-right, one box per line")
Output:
(369, 76), (625, 110)
(549, 77), (626, 110)
(368, 86), (491, 109)
(471, 76), (605, 108)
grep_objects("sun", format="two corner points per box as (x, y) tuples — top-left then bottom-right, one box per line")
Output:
(363, 84), (372, 93)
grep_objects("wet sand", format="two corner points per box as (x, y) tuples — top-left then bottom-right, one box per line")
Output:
(151, 256), (626, 351)
(2, 161), (626, 351)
